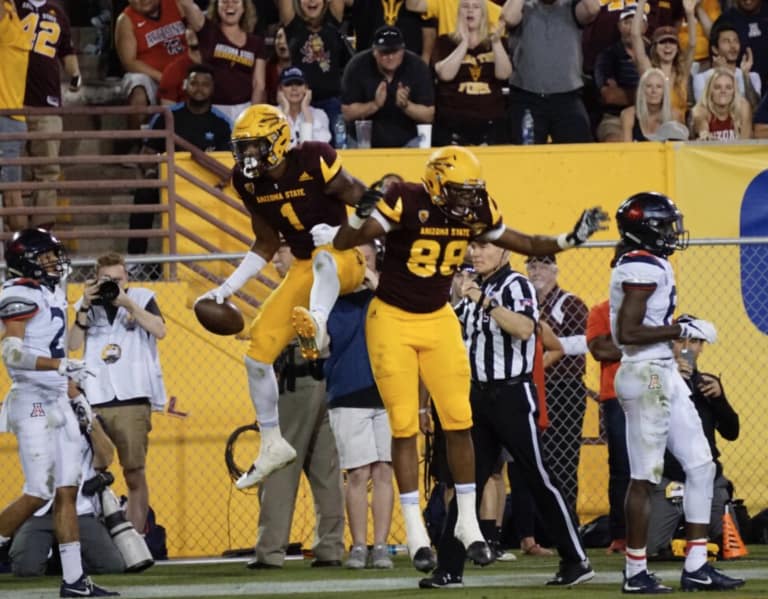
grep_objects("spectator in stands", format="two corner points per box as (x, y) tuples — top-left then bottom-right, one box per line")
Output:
(525, 254), (588, 516)
(0, 0), (31, 232)
(647, 314), (740, 559)
(16, 0), (81, 229)
(587, 298), (629, 555)
(682, 0), (721, 73)
(158, 28), (202, 105)
(432, 0), (510, 146)
(754, 91), (768, 137)
(347, 0), (435, 61)
(593, 7), (644, 142)
(183, 0), (267, 123)
(324, 241), (395, 570)
(631, 0), (697, 119)
(128, 63), (231, 255)
(503, 0), (600, 144)
(115, 0), (195, 132)
(246, 242), (345, 570)
(341, 25), (434, 147)
(621, 67), (686, 141)
(276, 66), (331, 146)
(406, 0), (502, 36)
(9, 420), (126, 577)
(721, 0), (768, 95)
(277, 0), (349, 144)
(691, 67), (752, 140)
(265, 27), (293, 105)
(692, 20), (761, 108)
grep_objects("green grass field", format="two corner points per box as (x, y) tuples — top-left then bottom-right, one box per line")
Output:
(2, 546), (767, 598)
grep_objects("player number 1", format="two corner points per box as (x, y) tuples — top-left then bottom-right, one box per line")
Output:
(280, 202), (305, 231)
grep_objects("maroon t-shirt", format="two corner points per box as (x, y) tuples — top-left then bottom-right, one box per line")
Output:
(197, 18), (266, 105)
(232, 141), (347, 260)
(432, 35), (506, 122)
(16, 0), (74, 107)
(374, 182), (503, 314)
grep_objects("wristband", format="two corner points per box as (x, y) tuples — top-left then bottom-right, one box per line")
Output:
(75, 321), (89, 331)
(78, 306), (90, 313)
(348, 213), (366, 229)
(556, 233), (574, 250)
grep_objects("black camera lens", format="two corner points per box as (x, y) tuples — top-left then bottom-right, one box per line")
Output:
(97, 280), (120, 303)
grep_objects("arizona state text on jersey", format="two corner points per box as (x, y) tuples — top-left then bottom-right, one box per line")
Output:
(375, 181), (503, 313)
(232, 141), (347, 260)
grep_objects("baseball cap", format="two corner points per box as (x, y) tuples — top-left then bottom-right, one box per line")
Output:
(652, 26), (679, 44)
(372, 25), (405, 52)
(674, 313), (706, 340)
(619, 7), (647, 21)
(279, 66), (306, 86)
(525, 254), (557, 265)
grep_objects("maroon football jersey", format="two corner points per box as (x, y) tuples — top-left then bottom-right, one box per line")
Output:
(375, 182), (503, 314)
(16, 0), (74, 107)
(232, 141), (347, 260)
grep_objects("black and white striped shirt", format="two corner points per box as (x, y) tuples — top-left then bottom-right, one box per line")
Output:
(456, 265), (539, 383)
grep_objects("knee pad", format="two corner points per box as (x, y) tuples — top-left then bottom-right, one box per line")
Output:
(683, 460), (716, 524)
(312, 250), (337, 275)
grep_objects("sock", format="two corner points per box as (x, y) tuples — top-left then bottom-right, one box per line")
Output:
(684, 538), (708, 572)
(454, 484), (483, 545)
(261, 424), (283, 443)
(309, 251), (340, 322)
(245, 356), (280, 428)
(625, 546), (647, 578)
(479, 519), (497, 544)
(400, 493), (429, 553)
(59, 542), (83, 584)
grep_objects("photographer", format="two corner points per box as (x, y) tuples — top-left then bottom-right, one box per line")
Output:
(647, 313), (740, 559)
(68, 252), (167, 533)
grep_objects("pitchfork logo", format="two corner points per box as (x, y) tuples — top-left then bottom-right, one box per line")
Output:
(30, 403), (45, 418)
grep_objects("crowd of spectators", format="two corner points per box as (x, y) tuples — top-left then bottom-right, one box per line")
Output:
(43, 0), (768, 148)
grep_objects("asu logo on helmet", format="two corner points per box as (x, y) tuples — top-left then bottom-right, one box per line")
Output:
(231, 105), (291, 178)
(422, 146), (487, 224)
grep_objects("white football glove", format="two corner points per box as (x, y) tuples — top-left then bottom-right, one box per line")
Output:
(679, 319), (717, 344)
(57, 358), (95, 385)
(70, 393), (93, 433)
(195, 282), (235, 306)
(310, 224), (340, 248)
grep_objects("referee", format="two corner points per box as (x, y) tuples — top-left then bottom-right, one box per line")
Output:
(419, 241), (594, 589)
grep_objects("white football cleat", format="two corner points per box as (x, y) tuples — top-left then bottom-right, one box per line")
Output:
(291, 307), (328, 360)
(236, 437), (297, 489)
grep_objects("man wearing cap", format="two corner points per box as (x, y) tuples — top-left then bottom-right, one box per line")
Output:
(646, 313), (740, 560)
(594, 7), (646, 142)
(525, 254), (588, 516)
(276, 66), (331, 147)
(341, 25), (434, 148)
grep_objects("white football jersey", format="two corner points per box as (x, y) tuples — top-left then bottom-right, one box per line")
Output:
(0, 278), (68, 391)
(609, 250), (676, 362)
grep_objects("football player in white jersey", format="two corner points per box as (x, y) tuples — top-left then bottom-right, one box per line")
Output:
(609, 194), (744, 594)
(0, 229), (118, 597)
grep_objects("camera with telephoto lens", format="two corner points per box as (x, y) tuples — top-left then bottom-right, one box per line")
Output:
(92, 279), (120, 305)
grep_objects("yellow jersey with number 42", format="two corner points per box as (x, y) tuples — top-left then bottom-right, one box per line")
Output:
(375, 181), (503, 313)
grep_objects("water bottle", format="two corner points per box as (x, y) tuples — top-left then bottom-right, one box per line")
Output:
(521, 109), (535, 145)
(388, 544), (408, 555)
(334, 114), (347, 149)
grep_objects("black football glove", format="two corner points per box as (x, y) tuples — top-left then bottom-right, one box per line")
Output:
(356, 188), (383, 220)
(566, 207), (610, 246)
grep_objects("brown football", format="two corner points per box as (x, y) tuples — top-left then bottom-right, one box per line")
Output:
(194, 298), (245, 336)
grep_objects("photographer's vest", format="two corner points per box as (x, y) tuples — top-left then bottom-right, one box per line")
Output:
(81, 287), (167, 411)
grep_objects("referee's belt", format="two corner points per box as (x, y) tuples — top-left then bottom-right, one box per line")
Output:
(472, 375), (532, 390)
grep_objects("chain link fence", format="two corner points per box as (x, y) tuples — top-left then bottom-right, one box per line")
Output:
(1, 238), (766, 557)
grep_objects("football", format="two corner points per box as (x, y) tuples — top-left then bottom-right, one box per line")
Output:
(194, 298), (245, 336)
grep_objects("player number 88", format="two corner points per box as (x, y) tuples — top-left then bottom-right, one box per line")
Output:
(407, 240), (468, 277)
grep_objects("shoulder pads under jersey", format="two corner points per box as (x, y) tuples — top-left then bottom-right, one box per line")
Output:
(0, 296), (39, 321)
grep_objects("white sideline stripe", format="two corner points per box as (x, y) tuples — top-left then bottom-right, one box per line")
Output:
(7, 568), (759, 599)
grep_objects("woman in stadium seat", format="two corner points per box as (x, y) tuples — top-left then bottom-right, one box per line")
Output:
(620, 68), (685, 142)
(691, 68), (752, 141)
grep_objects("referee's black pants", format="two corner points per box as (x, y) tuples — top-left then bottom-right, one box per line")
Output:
(436, 378), (587, 576)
